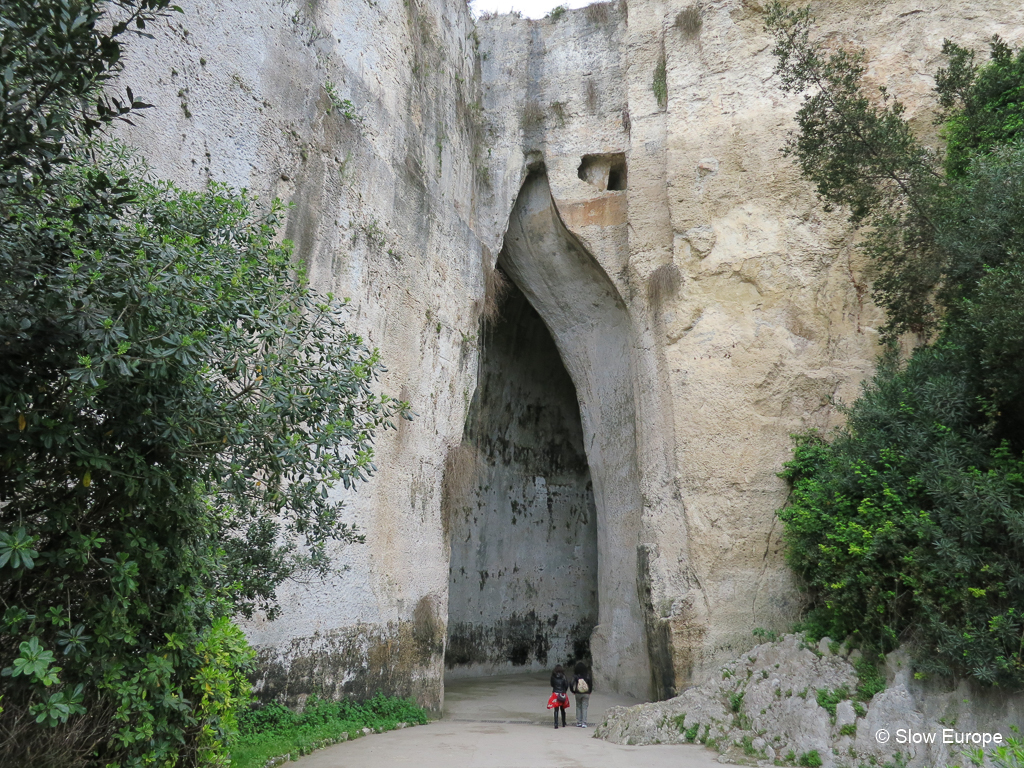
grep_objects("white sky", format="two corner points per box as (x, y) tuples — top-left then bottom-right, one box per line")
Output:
(468, 0), (595, 20)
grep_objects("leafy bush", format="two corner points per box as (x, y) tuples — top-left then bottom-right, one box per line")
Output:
(752, 627), (779, 643)
(815, 686), (849, 720)
(779, 344), (1024, 684)
(767, 4), (1024, 689)
(939, 37), (1024, 177)
(547, 4), (566, 21)
(853, 656), (886, 702)
(728, 691), (744, 713)
(1, 1), (402, 764)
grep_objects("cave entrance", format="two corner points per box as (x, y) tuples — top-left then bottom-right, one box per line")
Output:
(445, 279), (598, 677)
(444, 170), (653, 700)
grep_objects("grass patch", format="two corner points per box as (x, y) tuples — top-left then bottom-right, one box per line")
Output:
(674, 5), (701, 39)
(798, 749), (823, 767)
(753, 627), (779, 643)
(815, 685), (850, 721)
(231, 694), (428, 768)
(853, 655), (886, 701)
(740, 734), (757, 756)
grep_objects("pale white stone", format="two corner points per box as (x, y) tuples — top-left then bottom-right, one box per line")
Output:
(110, 0), (1024, 709)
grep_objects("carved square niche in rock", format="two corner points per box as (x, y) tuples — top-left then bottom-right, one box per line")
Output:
(578, 153), (627, 192)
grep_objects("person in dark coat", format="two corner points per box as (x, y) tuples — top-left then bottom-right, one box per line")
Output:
(549, 664), (569, 728)
(570, 660), (593, 727)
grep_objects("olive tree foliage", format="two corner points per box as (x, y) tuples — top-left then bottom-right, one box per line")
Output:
(765, 4), (1024, 342)
(764, 3), (945, 337)
(767, 4), (1024, 686)
(0, 1), (405, 765)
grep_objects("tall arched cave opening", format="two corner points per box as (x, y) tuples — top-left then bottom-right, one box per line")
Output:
(445, 280), (599, 676)
(445, 171), (655, 700)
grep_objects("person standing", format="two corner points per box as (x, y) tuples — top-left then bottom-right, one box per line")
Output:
(548, 664), (570, 729)
(570, 660), (593, 727)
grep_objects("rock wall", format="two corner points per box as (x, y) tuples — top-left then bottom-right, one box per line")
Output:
(446, 282), (598, 677)
(113, 0), (501, 712)
(112, 0), (1024, 710)
(595, 634), (1024, 768)
(475, 0), (1024, 699)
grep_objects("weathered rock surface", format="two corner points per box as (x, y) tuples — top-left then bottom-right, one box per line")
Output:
(595, 635), (1024, 768)
(113, 0), (498, 712)
(472, 0), (1024, 700)
(446, 280), (599, 678)
(111, 0), (1024, 712)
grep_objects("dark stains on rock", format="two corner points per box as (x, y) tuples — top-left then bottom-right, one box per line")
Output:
(447, 279), (599, 675)
(252, 596), (446, 714)
(445, 611), (595, 670)
(638, 543), (677, 700)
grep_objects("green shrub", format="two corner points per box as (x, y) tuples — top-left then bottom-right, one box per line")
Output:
(779, 331), (1024, 685)
(939, 38), (1024, 177)
(798, 750), (823, 768)
(741, 734), (757, 756)
(753, 627), (780, 643)
(853, 657), (887, 701)
(685, 721), (700, 742)
(0, 1), (402, 764)
(729, 691), (745, 713)
(766, 20), (1024, 679)
(815, 686), (850, 720)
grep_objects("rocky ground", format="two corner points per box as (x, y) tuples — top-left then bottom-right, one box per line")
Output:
(593, 634), (1021, 768)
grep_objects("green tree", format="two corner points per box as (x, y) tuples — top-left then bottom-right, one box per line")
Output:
(766, 7), (1024, 344)
(1, 0), (175, 192)
(767, 4), (1024, 686)
(764, 3), (944, 337)
(938, 37), (1024, 178)
(1, 1), (404, 765)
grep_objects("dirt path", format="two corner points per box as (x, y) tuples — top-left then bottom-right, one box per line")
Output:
(293, 672), (724, 768)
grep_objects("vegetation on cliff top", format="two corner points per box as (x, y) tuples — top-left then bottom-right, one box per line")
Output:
(768, 3), (1024, 687)
(0, 0), (404, 764)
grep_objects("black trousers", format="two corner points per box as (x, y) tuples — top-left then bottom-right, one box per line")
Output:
(553, 703), (566, 726)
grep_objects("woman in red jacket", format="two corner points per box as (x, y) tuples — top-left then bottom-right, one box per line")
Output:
(547, 664), (570, 728)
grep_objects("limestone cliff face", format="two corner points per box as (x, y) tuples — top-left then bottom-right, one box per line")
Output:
(474, 0), (1024, 700)
(114, 0), (496, 711)
(113, 0), (1024, 708)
